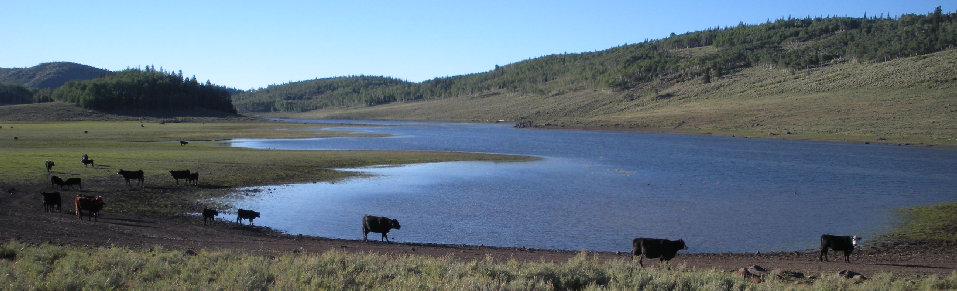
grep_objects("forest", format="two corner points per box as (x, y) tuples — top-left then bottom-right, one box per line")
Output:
(232, 7), (956, 113)
(51, 68), (236, 114)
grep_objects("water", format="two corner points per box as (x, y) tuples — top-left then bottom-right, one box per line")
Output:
(228, 120), (957, 253)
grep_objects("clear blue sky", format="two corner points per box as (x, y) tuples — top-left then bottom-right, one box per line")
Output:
(1, 1), (949, 90)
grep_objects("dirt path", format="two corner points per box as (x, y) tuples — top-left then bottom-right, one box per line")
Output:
(2, 182), (954, 279)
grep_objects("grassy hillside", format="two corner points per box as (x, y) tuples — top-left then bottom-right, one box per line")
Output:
(267, 49), (957, 145)
(0, 62), (110, 90)
(239, 9), (957, 145)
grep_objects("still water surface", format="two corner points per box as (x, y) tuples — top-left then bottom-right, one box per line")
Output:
(229, 120), (957, 253)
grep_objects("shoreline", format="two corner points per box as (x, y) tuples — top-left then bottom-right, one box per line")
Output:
(255, 114), (957, 148)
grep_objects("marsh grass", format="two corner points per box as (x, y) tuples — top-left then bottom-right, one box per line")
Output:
(887, 202), (957, 242)
(1, 241), (955, 290)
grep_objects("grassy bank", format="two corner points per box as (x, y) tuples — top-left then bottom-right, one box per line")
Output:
(887, 202), (957, 243)
(1, 240), (955, 290)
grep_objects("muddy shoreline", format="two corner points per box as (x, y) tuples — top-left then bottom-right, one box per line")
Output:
(3, 182), (955, 280)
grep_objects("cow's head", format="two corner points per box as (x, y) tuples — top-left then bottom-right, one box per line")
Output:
(391, 219), (401, 230)
(677, 239), (687, 250)
(852, 235), (861, 247)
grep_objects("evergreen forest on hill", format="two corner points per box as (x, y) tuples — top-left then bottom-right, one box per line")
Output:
(232, 7), (956, 114)
(51, 68), (237, 114)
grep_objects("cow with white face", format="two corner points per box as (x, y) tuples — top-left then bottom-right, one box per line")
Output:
(819, 234), (861, 263)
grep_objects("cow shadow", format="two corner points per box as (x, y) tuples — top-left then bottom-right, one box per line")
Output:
(873, 263), (951, 269)
(99, 217), (155, 228)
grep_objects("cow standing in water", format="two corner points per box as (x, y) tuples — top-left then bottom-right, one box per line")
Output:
(236, 209), (260, 225)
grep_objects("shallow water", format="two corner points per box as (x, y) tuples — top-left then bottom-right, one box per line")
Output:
(228, 120), (957, 253)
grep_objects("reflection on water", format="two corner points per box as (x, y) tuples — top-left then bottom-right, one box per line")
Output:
(229, 120), (957, 253)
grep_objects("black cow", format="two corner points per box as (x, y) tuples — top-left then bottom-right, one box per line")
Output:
(45, 161), (55, 172)
(632, 238), (687, 267)
(41, 191), (61, 212)
(169, 170), (191, 184)
(362, 215), (401, 242)
(187, 172), (199, 185)
(51, 176), (65, 189)
(203, 207), (219, 225)
(236, 209), (260, 225)
(180, 140), (189, 146)
(62, 178), (82, 190)
(819, 234), (860, 263)
(74, 195), (104, 221)
(117, 169), (145, 187)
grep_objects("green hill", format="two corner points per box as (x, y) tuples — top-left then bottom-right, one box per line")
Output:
(0, 62), (110, 90)
(235, 8), (957, 145)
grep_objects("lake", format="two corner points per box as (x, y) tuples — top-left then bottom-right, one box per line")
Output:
(229, 120), (957, 253)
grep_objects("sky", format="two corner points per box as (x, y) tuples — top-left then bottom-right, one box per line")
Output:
(1, 1), (950, 90)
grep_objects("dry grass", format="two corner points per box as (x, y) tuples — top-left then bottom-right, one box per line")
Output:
(2, 241), (956, 290)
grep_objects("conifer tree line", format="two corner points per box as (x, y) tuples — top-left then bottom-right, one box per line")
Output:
(0, 83), (52, 105)
(233, 7), (956, 113)
(52, 67), (236, 114)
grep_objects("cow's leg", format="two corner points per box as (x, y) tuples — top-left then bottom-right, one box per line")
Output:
(820, 248), (829, 262)
(843, 250), (851, 263)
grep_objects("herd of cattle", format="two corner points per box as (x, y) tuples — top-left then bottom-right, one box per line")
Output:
(41, 154), (202, 222)
(38, 155), (864, 265)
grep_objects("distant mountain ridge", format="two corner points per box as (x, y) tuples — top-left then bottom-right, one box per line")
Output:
(0, 62), (110, 90)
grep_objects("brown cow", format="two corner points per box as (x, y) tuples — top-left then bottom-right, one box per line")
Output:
(74, 195), (104, 221)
